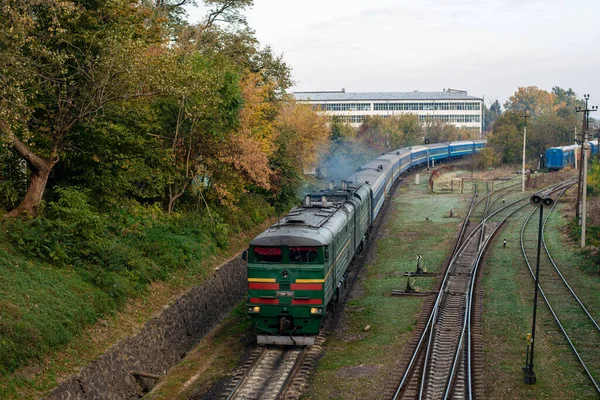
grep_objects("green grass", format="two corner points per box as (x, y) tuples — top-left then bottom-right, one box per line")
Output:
(305, 174), (467, 399)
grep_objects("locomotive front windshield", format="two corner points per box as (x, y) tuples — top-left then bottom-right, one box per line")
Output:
(289, 247), (318, 263)
(251, 246), (322, 264)
(253, 247), (282, 263)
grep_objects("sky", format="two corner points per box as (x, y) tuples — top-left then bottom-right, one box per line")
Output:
(186, 0), (600, 107)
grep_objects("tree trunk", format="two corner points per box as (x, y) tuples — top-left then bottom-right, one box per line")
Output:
(4, 134), (56, 218)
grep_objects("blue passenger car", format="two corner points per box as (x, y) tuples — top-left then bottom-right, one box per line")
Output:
(449, 141), (475, 158)
(545, 145), (578, 170)
(426, 143), (450, 163)
(590, 140), (599, 157)
(352, 158), (393, 221)
(410, 146), (429, 168)
(474, 140), (486, 153)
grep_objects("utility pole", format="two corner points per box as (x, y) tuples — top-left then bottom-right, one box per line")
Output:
(576, 94), (598, 247)
(521, 111), (530, 192)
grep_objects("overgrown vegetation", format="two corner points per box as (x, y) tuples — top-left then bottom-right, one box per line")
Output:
(481, 86), (586, 169)
(0, 0), (320, 379)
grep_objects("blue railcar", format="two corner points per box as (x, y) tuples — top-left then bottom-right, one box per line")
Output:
(351, 156), (394, 221)
(426, 143), (450, 163)
(398, 149), (412, 174)
(449, 141), (476, 158)
(546, 145), (579, 171)
(410, 146), (429, 168)
(474, 140), (486, 153)
(590, 140), (599, 157)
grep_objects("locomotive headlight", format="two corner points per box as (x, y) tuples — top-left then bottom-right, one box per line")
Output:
(310, 307), (323, 315)
(249, 306), (260, 313)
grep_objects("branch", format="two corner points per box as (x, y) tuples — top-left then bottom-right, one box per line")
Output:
(10, 133), (54, 172)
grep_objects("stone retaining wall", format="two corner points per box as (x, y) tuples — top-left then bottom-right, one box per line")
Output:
(46, 254), (247, 400)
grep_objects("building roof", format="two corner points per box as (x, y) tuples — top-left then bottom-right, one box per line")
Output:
(293, 90), (482, 102)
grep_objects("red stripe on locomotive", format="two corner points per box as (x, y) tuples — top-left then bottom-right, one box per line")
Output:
(249, 298), (279, 304)
(290, 283), (323, 290)
(248, 283), (280, 290)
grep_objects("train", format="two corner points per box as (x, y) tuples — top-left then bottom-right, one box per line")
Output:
(545, 140), (599, 171)
(244, 140), (486, 345)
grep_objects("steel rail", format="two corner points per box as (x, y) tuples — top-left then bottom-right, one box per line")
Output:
(393, 180), (570, 400)
(447, 197), (529, 399)
(440, 181), (574, 399)
(451, 180), (573, 399)
(397, 190), (532, 400)
(541, 194), (600, 332)
(226, 346), (267, 400)
(519, 185), (600, 395)
(394, 186), (479, 400)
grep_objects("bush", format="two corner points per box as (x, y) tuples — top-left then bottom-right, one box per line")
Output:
(0, 182), (278, 377)
(7, 187), (106, 266)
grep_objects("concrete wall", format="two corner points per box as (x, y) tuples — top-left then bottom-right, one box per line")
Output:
(46, 255), (247, 400)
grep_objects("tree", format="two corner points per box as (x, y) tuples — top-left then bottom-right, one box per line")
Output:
(488, 112), (525, 164)
(484, 99), (502, 132)
(157, 54), (244, 214)
(269, 99), (329, 207)
(504, 86), (557, 118)
(357, 114), (423, 153)
(1, 0), (166, 217)
(274, 99), (330, 173)
(552, 86), (584, 109)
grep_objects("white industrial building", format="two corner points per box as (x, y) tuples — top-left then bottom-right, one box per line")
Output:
(294, 89), (484, 135)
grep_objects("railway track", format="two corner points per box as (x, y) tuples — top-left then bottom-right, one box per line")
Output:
(222, 346), (304, 400)
(220, 333), (325, 400)
(389, 180), (573, 400)
(520, 186), (600, 394)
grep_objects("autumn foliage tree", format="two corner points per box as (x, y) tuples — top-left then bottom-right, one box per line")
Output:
(269, 100), (329, 207)
(357, 114), (422, 152)
(504, 86), (558, 117)
(487, 86), (586, 168)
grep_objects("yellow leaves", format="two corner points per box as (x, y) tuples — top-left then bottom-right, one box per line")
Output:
(275, 99), (329, 171)
(211, 71), (278, 191)
(505, 86), (558, 117)
(238, 71), (277, 156)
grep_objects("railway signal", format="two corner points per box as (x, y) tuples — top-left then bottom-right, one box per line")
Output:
(523, 195), (554, 385)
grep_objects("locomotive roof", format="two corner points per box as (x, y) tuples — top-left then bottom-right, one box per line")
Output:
(250, 184), (369, 247)
(547, 144), (579, 152)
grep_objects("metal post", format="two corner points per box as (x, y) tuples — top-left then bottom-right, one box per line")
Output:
(521, 112), (530, 192)
(524, 196), (553, 384)
(582, 136), (588, 248)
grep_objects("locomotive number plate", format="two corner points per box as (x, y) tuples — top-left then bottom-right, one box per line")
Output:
(276, 291), (294, 297)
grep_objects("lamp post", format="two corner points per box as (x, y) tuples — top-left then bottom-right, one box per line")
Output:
(523, 195), (554, 385)
(521, 111), (530, 192)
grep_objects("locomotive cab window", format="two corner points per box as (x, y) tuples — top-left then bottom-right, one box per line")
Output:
(253, 247), (282, 263)
(289, 247), (319, 263)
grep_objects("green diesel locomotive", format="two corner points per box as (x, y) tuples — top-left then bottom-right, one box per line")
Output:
(247, 182), (371, 345)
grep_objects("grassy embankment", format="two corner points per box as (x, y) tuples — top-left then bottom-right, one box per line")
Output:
(0, 191), (276, 400)
(482, 198), (600, 399)
(304, 172), (468, 399)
